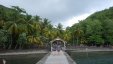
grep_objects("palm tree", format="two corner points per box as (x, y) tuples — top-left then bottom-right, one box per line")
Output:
(74, 27), (83, 45)
(23, 14), (34, 35)
(27, 35), (42, 47)
(11, 6), (26, 14)
(17, 33), (27, 49)
(56, 23), (64, 38)
(80, 37), (87, 45)
(4, 7), (27, 49)
(40, 18), (51, 36)
(43, 18), (51, 27)
(0, 20), (4, 29)
(43, 27), (52, 41)
(63, 31), (71, 42)
(32, 21), (41, 34)
(0, 29), (8, 49)
(33, 15), (42, 22)
(26, 17), (43, 47)
(5, 21), (19, 49)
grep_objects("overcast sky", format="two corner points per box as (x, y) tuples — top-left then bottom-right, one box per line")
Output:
(0, 0), (113, 28)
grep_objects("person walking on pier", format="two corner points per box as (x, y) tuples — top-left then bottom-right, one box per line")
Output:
(57, 44), (61, 55)
(52, 43), (57, 55)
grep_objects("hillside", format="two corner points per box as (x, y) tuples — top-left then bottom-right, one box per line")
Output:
(69, 6), (113, 46)
(0, 5), (16, 21)
(87, 7), (113, 20)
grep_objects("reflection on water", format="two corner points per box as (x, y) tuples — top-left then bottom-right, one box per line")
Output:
(68, 51), (113, 64)
(0, 53), (46, 64)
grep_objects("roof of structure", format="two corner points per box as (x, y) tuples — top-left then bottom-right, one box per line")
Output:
(50, 37), (66, 43)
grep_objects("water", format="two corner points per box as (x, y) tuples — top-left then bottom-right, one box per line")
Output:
(68, 51), (113, 64)
(0, 53), (46, 64)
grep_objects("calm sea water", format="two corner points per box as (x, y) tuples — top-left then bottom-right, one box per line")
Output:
(68, 51), (113, 64)
(0, 53), (46, 64)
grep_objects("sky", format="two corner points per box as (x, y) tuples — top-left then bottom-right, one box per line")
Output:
(0, 0), (113, 28)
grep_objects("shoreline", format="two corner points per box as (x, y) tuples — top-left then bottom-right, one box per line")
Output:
(0, 47), (113, 55)
(66, 47), (113, 52)
(0, 50), (48, 56)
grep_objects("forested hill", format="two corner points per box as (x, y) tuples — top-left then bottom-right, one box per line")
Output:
(0, 4), (113, 50)
(69, 6), (113, 46)
(87, 7), (113, 20)
(0, 5), (11, 10)
(0, 5), (16, 21)
(0, 5), (67, 49)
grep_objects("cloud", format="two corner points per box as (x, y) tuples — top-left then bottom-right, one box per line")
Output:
(61, 12), (93, 28)
(0, 0), (113, 28)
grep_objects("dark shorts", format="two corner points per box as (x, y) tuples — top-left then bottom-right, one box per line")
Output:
(52, 48), (56, 51)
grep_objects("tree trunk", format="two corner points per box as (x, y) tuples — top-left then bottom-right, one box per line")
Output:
(8, 42), (12, 49)
(73, 39), (74, 46)
(3, 43), (6, 49)
(77, 37), (79, 45)
(15, 43), (18, 49)
(19, 43), (22, 49)
(8, 35), (13, 49)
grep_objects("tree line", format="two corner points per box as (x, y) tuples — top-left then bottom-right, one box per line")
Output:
(0, 5), (113, 50)
(68, 7), (113, 47)
(0, 5), (67, 49)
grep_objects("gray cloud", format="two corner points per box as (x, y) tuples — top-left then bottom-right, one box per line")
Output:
(0, 0), (113, 27)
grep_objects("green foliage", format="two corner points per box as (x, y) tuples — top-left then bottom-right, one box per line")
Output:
(0, 5), (66, 49)
(69, 6), (113, 46)
(0, 29), (8, 49)
(17, 33), (27, 49)
(88, 35), (104, 45)
(1, 4), (113, 49)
